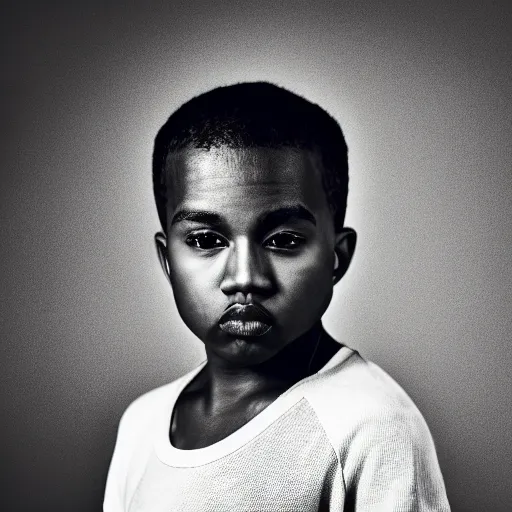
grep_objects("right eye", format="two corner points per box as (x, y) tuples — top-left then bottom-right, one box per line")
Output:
(185, 232), (227, 250)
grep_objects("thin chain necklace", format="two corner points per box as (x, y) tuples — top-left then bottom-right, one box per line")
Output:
(306, 330), (323, 375)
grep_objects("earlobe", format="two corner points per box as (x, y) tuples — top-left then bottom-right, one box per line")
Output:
(333, 228), (357, 285)
(154, 232), (171, 281)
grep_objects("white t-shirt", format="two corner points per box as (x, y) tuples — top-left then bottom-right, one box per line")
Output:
(104, 346), (450, 511)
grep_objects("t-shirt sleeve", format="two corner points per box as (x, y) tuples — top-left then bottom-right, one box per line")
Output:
(103, 394), (154, 512)
(103, 407), (133, 512)
(340, 407), (451, 511)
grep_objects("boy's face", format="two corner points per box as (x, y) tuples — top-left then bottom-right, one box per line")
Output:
(161, 146), (347, 366)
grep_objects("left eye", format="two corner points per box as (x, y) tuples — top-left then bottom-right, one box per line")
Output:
(264, 233), (305, 250)
(185, 233), (227, 250)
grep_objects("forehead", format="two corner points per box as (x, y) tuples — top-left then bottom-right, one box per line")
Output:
(166, 146), (330, 220)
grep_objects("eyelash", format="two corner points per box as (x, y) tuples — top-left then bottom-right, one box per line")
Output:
(184, 231), (306, 252)
(185, 231), (226, 250)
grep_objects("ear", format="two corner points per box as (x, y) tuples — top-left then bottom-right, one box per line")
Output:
(333, 228), (357, 285)
(154, 232), (171, 283)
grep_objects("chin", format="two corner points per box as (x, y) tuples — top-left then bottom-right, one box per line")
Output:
(213, 335), (277, 365)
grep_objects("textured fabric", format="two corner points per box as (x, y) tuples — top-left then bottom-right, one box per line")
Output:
(104, 348), (451, 511)
(130, 400), (341, 512)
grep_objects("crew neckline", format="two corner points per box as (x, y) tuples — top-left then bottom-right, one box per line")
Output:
(154, 345), (355, 468)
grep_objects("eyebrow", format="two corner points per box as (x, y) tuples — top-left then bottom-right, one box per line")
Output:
(258, 205), (316, 232)
(171, 205), (316, 231)
(171, 210), (224, 228)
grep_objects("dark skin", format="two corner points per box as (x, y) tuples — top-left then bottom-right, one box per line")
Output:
(155, 146), (356, 450)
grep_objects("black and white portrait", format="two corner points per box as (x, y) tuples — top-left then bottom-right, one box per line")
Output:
(2, 2), (511, 511)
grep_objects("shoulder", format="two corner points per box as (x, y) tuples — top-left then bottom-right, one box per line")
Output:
(304, 351), (435, 455)
(104, 371), (197, 512)
(116, 365), (201, 439)
(304, 352), (450, 506)
(119, 382), (174, 432)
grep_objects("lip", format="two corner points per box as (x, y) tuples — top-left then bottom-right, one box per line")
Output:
(218, 303), (273, 337)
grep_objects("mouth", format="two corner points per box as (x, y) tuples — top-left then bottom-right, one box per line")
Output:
(218, 303), (273, 337)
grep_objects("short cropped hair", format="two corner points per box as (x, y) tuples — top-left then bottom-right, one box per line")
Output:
(152, 82), (349, 232)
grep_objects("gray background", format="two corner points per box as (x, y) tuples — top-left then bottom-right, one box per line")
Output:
(2, 1), (511, 511)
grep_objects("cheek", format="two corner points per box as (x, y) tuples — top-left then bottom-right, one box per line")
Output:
(167, 247), (220, 336)
(274, 250), (333, 318)
(170, 273), (215, 339)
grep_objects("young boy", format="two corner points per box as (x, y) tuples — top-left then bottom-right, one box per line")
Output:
(104, 82), (450, 511)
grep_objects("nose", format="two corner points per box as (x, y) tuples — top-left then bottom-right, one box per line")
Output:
(220, 237), (273, 297)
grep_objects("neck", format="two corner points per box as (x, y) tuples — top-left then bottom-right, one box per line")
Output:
(200, 323), (340, 403)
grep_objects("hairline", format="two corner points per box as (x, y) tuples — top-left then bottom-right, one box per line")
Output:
(152, 82), (349, 233)
(161, 143), (336, 228)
